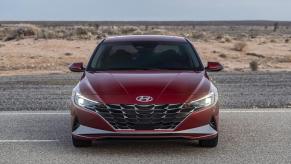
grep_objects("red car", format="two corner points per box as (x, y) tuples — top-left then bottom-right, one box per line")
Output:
(69, 35), (223, 147)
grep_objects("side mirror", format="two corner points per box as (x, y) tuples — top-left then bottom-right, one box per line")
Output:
(205, 62), (223, 72)
(69, 62), (85, 72)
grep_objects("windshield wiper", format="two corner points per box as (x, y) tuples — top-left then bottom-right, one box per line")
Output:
(92, 68), (154, 71)
(149, 67), (194, 70)
(90, 67), (195, 71)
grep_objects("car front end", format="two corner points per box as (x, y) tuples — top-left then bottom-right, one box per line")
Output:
(69, 35), (222, 147)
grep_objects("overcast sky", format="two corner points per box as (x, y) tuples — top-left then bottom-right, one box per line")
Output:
(0, 0), (291, 21)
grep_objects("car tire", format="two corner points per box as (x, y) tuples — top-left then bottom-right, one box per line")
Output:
(72, 136), (92, 147)
(199, 135), (218, 148)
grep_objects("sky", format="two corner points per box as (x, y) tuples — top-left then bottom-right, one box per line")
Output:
(0, 0), (291, 21)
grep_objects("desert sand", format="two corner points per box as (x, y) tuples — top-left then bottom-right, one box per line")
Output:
(0, 23), (291, 76)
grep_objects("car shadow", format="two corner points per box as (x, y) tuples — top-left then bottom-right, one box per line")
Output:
(56, 137), (219, 157)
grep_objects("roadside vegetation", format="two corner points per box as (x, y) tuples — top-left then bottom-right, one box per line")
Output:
(0, 22), (291, 75)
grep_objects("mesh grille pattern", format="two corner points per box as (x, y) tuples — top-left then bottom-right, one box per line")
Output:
(94, 104), (196, 130)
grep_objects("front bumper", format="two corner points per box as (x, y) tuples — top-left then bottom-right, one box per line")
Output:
(71, 103), (219, 141)
(72, 124), (217, 140)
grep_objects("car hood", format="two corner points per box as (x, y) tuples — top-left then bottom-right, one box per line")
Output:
(79, 71), (211, 104)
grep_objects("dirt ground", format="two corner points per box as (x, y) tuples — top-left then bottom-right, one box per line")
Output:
(1, 37), (291, 76)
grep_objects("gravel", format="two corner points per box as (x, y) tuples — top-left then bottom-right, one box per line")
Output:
(1, 72), (291, 111)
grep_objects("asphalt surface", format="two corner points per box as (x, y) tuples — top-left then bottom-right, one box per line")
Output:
(0, 109), (290, 164)
(1, 72), (291, 111)
(1, 72), (291, 163)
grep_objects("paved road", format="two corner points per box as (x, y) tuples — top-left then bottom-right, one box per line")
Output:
(1, 72), (291, 111)
(0, 109), (290, 164)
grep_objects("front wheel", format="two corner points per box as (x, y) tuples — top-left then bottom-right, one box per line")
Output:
(72, 136), (92, 147)
(199, 135), (218, 148)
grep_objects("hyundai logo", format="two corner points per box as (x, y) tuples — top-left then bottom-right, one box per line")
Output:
(136, 96), (153, 102)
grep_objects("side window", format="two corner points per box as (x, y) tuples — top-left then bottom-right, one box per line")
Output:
(90, 45), (106, 69)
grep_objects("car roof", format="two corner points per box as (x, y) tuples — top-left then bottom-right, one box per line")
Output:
(103, 35), (187, 43)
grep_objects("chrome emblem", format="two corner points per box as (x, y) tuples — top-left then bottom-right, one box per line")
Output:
(136, 96), (153, 102)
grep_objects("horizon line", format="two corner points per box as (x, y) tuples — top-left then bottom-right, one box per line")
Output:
(1, 20), (291, 22)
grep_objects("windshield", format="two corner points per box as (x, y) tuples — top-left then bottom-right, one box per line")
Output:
(87, 41), (203, 71)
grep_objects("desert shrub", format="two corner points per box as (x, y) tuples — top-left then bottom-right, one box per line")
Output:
(132, 30), (143, 35)
(249, 61), (258, 71)
(120, 26), (139, 34)
(76, 27), (88, 35)
(3, 30), (18, 41)
(264, 26), (268, 30)
(216, 34), (223, 40)
(35, 29), (46, 39)
(96, 32), (107, 39)
(219, 53), (227, 58)
(246, 52), (265, 58)
(36, 29), (57, 39)
(37, 26), (96, 40)
(3, 25), (41, 41)
(181, 33), (190, 38)
(70, 26), (95, 39)
(191, 32), (206, 40)
(93, 24), (100, 30)
(249, 31), (258, 39)
(233, 42), (247, 51)
(0, 30), (5, 40)
(18, 25), (40, 36)
(80, 32), (92, 40)
(216, 34), (231, 42)
(234, 68), (243, 72)
(258, 41), (267, 45)
(144, 29), (167, 35)
(275, 56), (291, 63)
(62, 31), (74, 40)
(224, 36), (232, 42)
(234, 33), (248, 41)
(22, 25), (39, 35)
(273, 22), (279, 32)
(270, 39), (276, 43)
(64, 52), (73, 56)
(285, 39), (289, 43)
(250, 33), (257, 39)
(101, 26), (120, 35)
(51, 29), (67, 39)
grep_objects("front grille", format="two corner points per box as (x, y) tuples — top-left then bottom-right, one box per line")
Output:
(93, 104), (196, 130)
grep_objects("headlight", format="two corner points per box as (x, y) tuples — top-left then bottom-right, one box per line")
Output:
(73, 92), (100, 111)
(188, 84), (218, 109)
